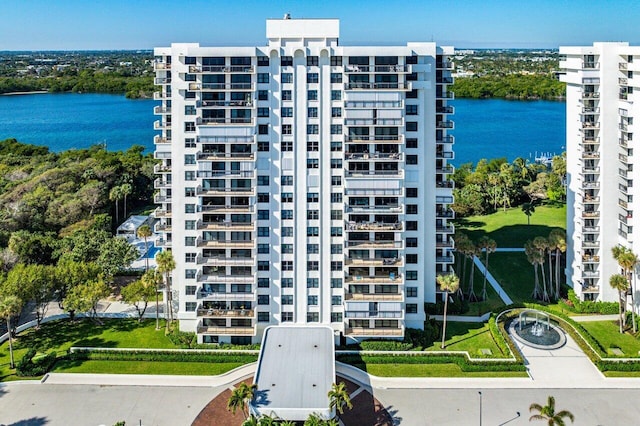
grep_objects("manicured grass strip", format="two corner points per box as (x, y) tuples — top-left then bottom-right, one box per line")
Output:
(364, 363), (528, 378)
(579, 321), (640, 357)
(425, 322), (507, 358)
(488, 252), (536, 304)
(603, 371), (640, 378)
(457, 204), (566, 248)
(53, 360), (244, 376)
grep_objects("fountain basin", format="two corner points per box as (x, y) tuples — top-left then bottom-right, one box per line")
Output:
(508, 310), (567, 350)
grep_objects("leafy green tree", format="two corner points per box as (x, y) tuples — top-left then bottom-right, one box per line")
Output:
(121, 278), (156, 321)
(141, 269), (163, 330)
(0, 294), (22, 368)
(96, 237), (138, 279)
(137, 224), (152, 271)
(8, 231), (58, 265)
(54, 259), (101, 309)
(522, 202), (535, 225)
(609, 274), (629, 334)
(64, 278), (110, 323)
(437, 273), (460, 349)
(529, 395), (574, 425)
(227, 382), (257, 418)
(328, 381), (353, 418)
(156, 250), (176, 331)
(56, 229), (111, 263)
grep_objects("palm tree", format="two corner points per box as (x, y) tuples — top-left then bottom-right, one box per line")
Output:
(529, 395), (574, 425)
(533, 236), (550, 302)
(522, 202), (535, 225)
(156, 250), (176, 332)
(548, 229), (566, 300)
(109, 185), (123, 224)
(437, 272), (460, 349)
(0, 295), (22, 369)
(466, 243), (480, 302)
(141, 269), (163, 330)
(120, 183), (132, 219)
(137, 224), (153, 271)
(613, 245), (638, 332)
(525, 240), (542, 300)
(610, 274), (629, 334)
(227, 382), (257, 418)
(328, 381), (353, 418)
(477, 236), (497, 301)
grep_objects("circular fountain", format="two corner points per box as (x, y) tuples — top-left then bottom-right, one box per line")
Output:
(508, 309), (566, 350)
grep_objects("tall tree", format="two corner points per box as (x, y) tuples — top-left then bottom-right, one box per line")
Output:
(96, 236), (138, 279)
(328, 382), (353, 418)
(548, 229), (566, 300)
(136, 224), (152, 271)
(109, 185), (123, 224)
(156, 250), (176, 332)
(522, 202), (535, 225)
(64, 278), (110, 324)
(529, 395), (574, 425)
(0, 295), (22, 369)
(609, 274), (629, 334)
(437, 273), (460, 349)
(613, 245), (638, 332)
(533, 236), (550, 302)
(121, 278), (156, 321)
(477, 236), (497, 301)
(466, 243), (480, 302)
(141, 269), (163, 330)
(525, 240), (542, 300)
(227, 382), (257, 418)
(120, 183), (132, 219)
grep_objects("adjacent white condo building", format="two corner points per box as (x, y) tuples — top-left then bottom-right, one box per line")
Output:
(153, 18), (455, 344)
(561, 42), (640, 302)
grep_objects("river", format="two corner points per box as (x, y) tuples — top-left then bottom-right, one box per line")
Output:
(0, 93), (565, 164)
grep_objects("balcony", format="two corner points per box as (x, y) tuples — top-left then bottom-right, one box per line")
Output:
(345, 310), (403, 319)
(436, 239), (455, 248)
(196, 117), (254, 126)
(197, 220), (254, 231)
(154, 106), (172, 115)
(581, 121), (599, 129)
(436, 209), (455, 218)
(153, 62), (171, 71)
(154, 77), (171, 85)
(582, 62), (599, 69)
(582, 270), (599, 278)
(153, 91), (170, 100)
(197, 100), (253, 108)
(436, 121), (454, 129)
(583, 181), (599, 189)
(196, 255), (254, 266)
(344, 82), (410, 90)
(154, 135), (171, 144)
(344, 118), (404, 126)
(190, 83), (254, 91)
(581, 285), (600, 294)
(582, 255), (600, 263)
(344, 100), (403, 109)
(436, 91), (455, 99)
(345, 204), (403, 213)
(345, 240), (403, 249)
(197, 170), (256, 179)
(346, 221), (402, 231)
(197, 323), (255, 335)
(582, 226), (600, 233)
(582, 151), (600, 159)
(153, 179), (171, 189)
(436, 181), (454, 189)
(197, 290), (255, 300)
(436, 165), (455, 174)
(581, 107), (600, 114)
(436, 105), (455, 114)
(196, 186), (254, 196)
(345, 274), (403, 283)
(188, 65), (254, 73)
(345, 327), (404, 337)
(154, 208), (171, 218)
(197, 273), (254, 283)
(153, 164), (171, 174)
(154, 194), (172, 203)
(197, 306), (255, 318)
(437, 76), (454, 84)
(197, 135), (255, 144)
(437, 135), (455, 144)
(196, 238), (254, 248)
(345, 257), (404, 267)
(345, 293), (403, 301)
(436, 61), (454, 69)
(155, 223), (172, 232)
(436, 225), (455, 233)
(581, 166), (600, 174)
(581, 92), (599, 99)
(197, 152), (254, 161)
(619, 199), (629, 209)
(581, 211), (600, 218)
(582, 240), (599, 248)
(344, 65), (410, 73)
(345, 152), (403, 161)
(155, 238), (172, 247)
(436, 151), (454, 159)
(582, 195), (599, 204)
(620, 62), (628, 70)
(345, 170), (403, 178)
(153, 120), (171, 130)
(198, 204), (254, 213)
(436, 255), (455, 263)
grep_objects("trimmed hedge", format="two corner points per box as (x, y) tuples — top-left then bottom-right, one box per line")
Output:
(561, 290), (619, 314)
(359, 341), (414, 351)
(66, 349), (258, 364)
(337, 353), (526, 372)
(16, 349), (57, 377)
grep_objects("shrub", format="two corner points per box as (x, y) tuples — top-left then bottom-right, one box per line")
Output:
(16, 348), (57, 377)
(336, 353), (525, 372)
(425, 293), (469, 315)
(564, 289), (618, 314)
(167, 330), (197, 348)
(360, 341), (413, 351)
(66, 349), (258, 364)
(404, 323), (439, 349)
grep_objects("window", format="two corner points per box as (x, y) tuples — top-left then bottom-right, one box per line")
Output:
(307, 312), (319, 322)
(307, 56), (319, 66)
(272, 278), (292, 292)
(258, 124), (269, 135)
(185, 237), (196, 246)
(406, 105), (418, 115)
(307, 261), (319, 271)
(331, 56), (343, 66)
(185, 105), (196, 115)
(282, 295), (293, 305)
(406, 55), (418, 64)
(185, 204), (195, 213)
(331, 261), (343, 271)
(185, 285), (196, 295)
(185, 122), (195, 132)
(258, 295), (270, 305)
(258, 107), (269, 117)
(406, 304), (418, 314)
(185, 269), (196, 279)
(185, 220), (196, 230)
(406, 271), (418, 280)
(307, 210), (319, 220)
(407, 188), (418, 198)
(308, 295), (318, 305)
(406, 287), (418, 298)
(258, 73), (269, 83)
(307, 244), (319, 254)
(282, 124), (292, 135)
(281, 107), (293, 117)
(258, 227), (269, 237)
(258, 244), (269, 254)
(331, 244), (342, 254)
(331, 90), (342, 100)
(282, 210), (293, 220)
(406, 138), (418, 148)
(331, 312), (343, 322)
(406, 155), (418, 165)
(307, 141), (319, 152)
(258, 141), (270, 152)
(184, 56), (196, 65)
(331, 210), (343, 220)
(185, 73), (196, 82)
(185, 138), (196, 148)
(308, 107), (318, 118)
(330, 158), (342, 168)
(406, 122), (418, 131)
(307, 227), (319, 236)
(331, 278), (343, 288)
(281, 175), (293, 186)
(185, 302), (196, 312)
(307, 124), (319, 134)
(307, 73), (319, 83)
(281, 56), (293, 66)
(331, 124), (342, 135)
(185, 91), (196, 99)
(257, 56), (269, 66)
(331, 141), (342, 151)
(281, 192), (293, 202)
(307, 159), (319, 169)
(406, 254), (418, 264)
(258, 90), (268, 101)
(406, 89), (418, 99)
(406, 237), (418, 248)
(257, 175), (270, 186)
(331, 176), (342, 186)
(258, 193), (270, 203)
(185, 253), (196, 263)
(282, 90), (292, 100)
(185, 187), (195, 197)
(407, 221), (418, 231)
(282, 311), (293, 322)
(282, 141), (293, 151)
(407, 204), (418, 215)
(185, 171), (195, 181)
(282, 261), (293, 271)
(282, 227), (293, 237)
(308, 90), (318, 101)
(282, 244), (293, 253)
(307, 193), (319, 203)
(257, 312), (270, 322)
(331, 226), (342, 236)
(258, 260), (270, 271)
(331, 73), (342, 83)
(332, 296), (342, 305)
(258, 278), (270, 288)
(307, 278), (319, 288)
(331, 107), (342, 117)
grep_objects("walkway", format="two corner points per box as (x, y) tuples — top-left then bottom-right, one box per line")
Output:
(472, 255), (514, 305)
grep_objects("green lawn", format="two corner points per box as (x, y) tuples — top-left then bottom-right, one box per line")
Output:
(579, 321), (640, 357)
(487, 252), (535, 304)
(453, 256), (506, 315)
(425, 322), (507, 357)
(363, 363), (527, 378)
(53, 360), (244, 375)
(457, 203), (566, 248)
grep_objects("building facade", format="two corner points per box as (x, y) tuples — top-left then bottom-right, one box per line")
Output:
(561, 42), (640, 302)
(153, 18), (454, 344)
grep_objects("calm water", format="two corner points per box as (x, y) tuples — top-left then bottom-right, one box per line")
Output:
(0, 93), (565, 164)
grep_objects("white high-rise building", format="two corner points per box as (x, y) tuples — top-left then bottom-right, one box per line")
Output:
(153, 18), (455, 344)
(561, 42), (640, 302)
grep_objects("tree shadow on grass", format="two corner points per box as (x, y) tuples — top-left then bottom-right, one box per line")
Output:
(7, 417), (49, 426)
(455, 218), (486, 230)
(461, 224), (563, 248)
(71, 337), (117, 348)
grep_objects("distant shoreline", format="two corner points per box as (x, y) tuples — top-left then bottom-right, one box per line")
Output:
(1, 90), (49, 96)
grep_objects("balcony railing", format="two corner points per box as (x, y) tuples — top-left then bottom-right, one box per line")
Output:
(583, 182), (599, 189)
(154, 194), (172, 203)
(436, 105), (455, 114)
(345, 204), (403, 213)
(582, 211), (600, 218)
(346, 221), (402, 231)
(189, 65), (254, 73)
(345, 170), (403, 178)
(436, 91), (455, 99)
(197, 135), (255, 144)
(582, 255), (600, 262)
(436, 256), (455, 263)
(344, 118), (403, 126)
(154, 135), (171, 144)
(345, 257), (403, 266)
(197, 220), (254, 230)
(344, 101), (403, 109)
(196, 238), (254, 248)
(153, 62), (171, 71)
(581, 92), (599, 99)
(198, 204), (254, 213)
(345, 135), (403, 143)
(197, 170), (255, 178)
(436, 209), (455, 218)
(345, 152), (402, 161)
(153, 179), (171, 189)
(345, 311), (403, 319)
(197, 325), (255, 335)
(197, 100), (253, 108)
(196, 273), (254, 283)
(197, 152), (254, 160)
(437, 135), (455, 144)
(436, 121), (454, 129)
(344, 65), (410, 73)
(154, 208), (171, 218)
(153, 91), (170, 100)
(345, 293), (403, 301)
(153, 164), (171, 174)
(197, 290), (255, 300)
(197, 307), (255, 317)
(196, 255), (254, 266)
(437, 76), (454, 84)
(154, 77), (171, 85)
(153, 120), (171, 130)
(345, 274), (403, 283)
(197, 117), (254, 126)
(344, 82), (410, 90)
(190, 83), (254, 91)
(154, 106), (172, 115)
(436, 61), (454, 69)
(345, 327), (403, 336)
(345, 240), (403, 248)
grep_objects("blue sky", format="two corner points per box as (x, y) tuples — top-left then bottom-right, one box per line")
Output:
(2, 0), (638, 50)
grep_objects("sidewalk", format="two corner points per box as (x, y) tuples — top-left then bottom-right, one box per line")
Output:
(472, 255), (514, 305)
